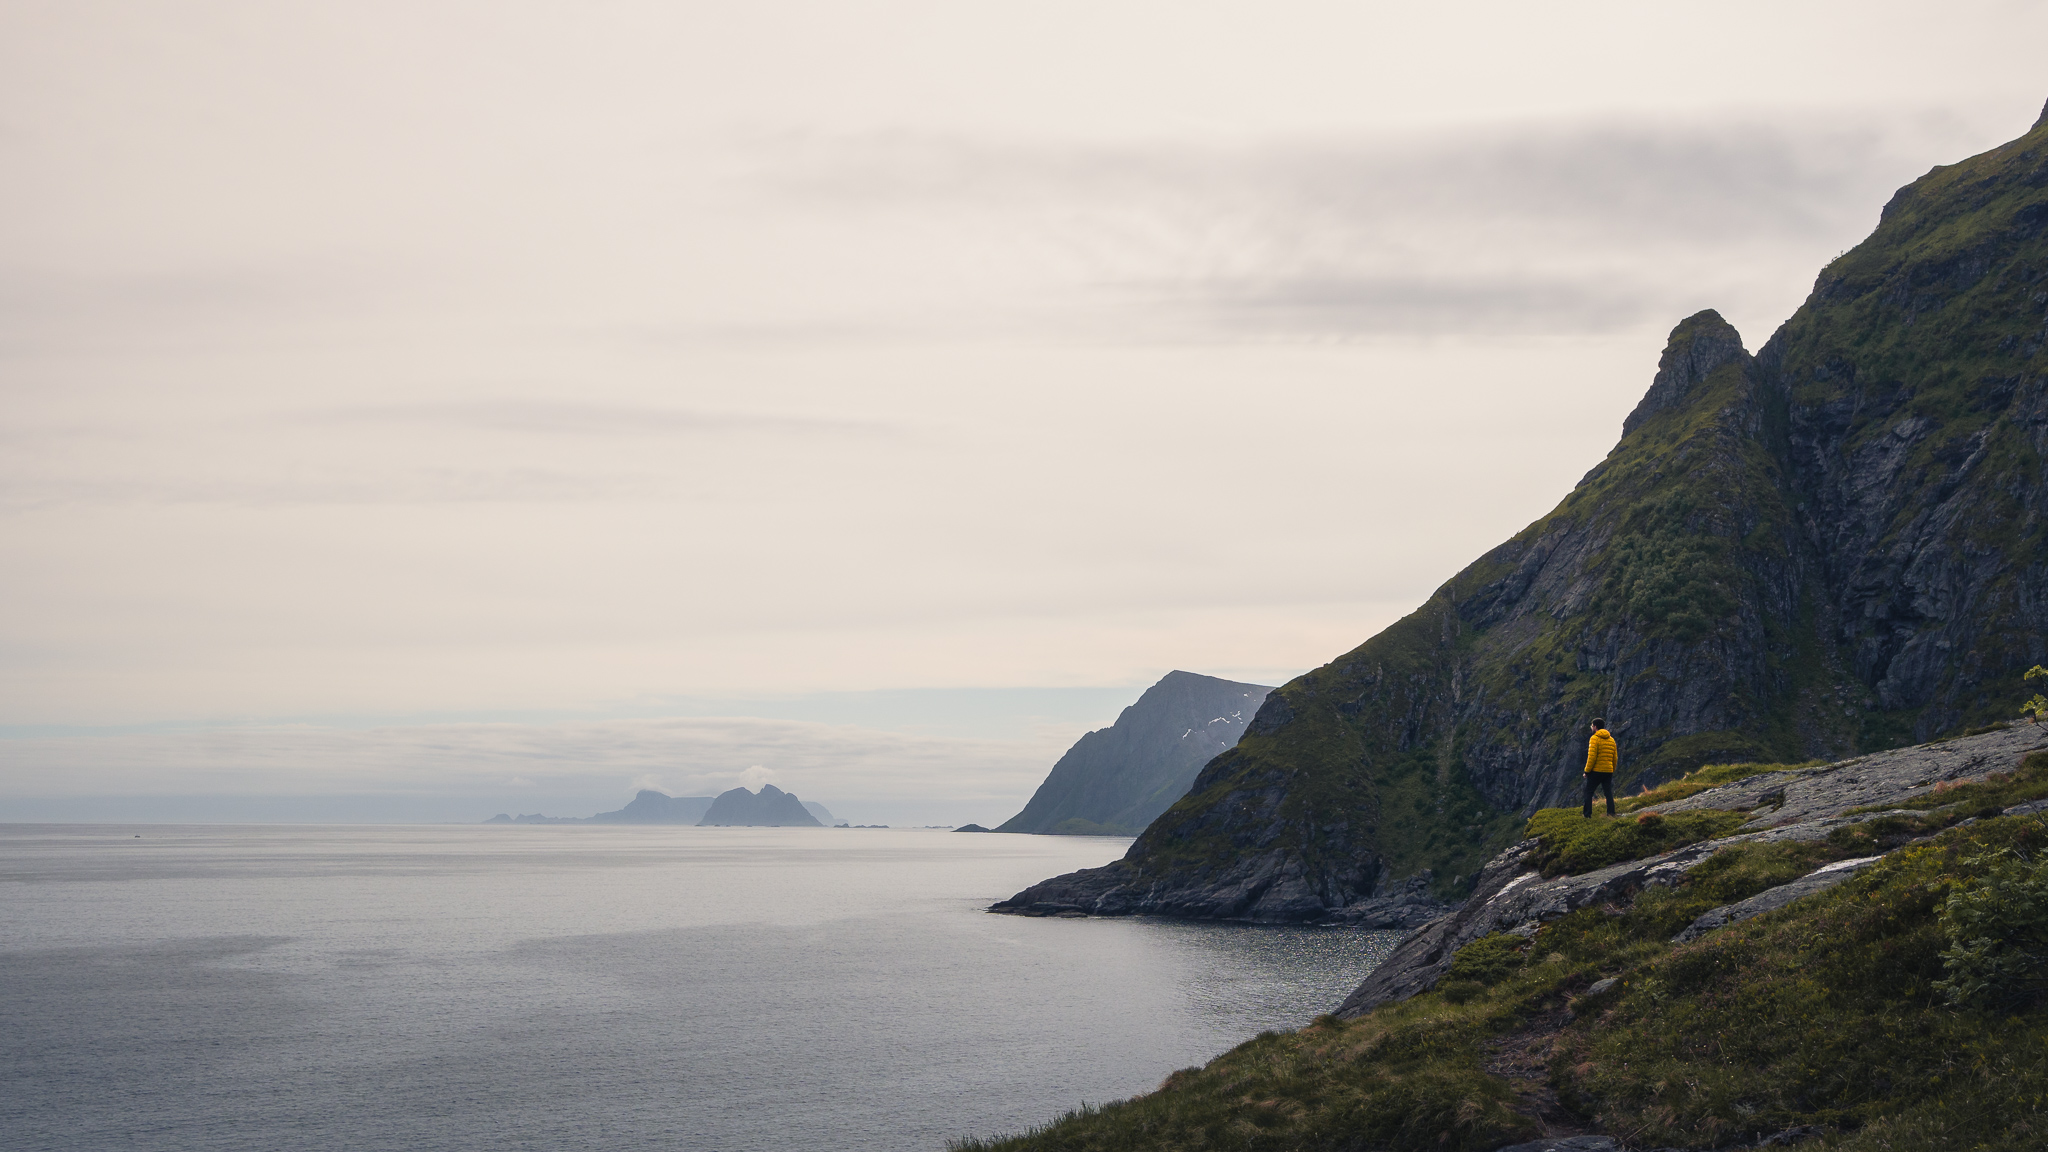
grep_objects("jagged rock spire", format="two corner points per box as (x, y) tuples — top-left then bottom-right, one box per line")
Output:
(1620, 309), (1749, 435)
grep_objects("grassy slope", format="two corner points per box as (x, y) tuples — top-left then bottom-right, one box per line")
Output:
(961, 754), (2048, 1152)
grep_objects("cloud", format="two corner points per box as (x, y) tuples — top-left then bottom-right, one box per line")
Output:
(315, 401), (897, 440)
(0, 467), (663, 511)
(0, 715), (1063, 824)
(740, 111), (1977, 340)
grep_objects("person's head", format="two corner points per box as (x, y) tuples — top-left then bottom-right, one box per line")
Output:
(1592, 717), (1606, 733)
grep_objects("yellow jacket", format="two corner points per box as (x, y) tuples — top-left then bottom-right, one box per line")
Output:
(1584, 729), (1617, 774)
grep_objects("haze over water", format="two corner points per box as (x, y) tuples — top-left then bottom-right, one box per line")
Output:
(1, 825), (1400, 1152)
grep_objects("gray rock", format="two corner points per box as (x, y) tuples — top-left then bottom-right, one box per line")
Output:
(993, 843), (1379, 922)
(1673, 857), (1880, 944)
(1654, 725), (2048, 827)
(1492, 1137), (1617, 1152)
(1583, 977), (1619, 997)
(1324, 874), (1452, 928)
(1752, 1125), (1827, 1147)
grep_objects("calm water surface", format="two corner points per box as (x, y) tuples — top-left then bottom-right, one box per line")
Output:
(0, 824), (1401, 1151)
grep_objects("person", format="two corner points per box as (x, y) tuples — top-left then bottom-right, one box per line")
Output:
(1582, 718), (1618, 818)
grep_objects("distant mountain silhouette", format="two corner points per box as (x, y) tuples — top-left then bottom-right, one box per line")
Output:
(594, 791), (717, 823)
(483, 789), (715, 825)
(698, 784), (824, 827)
(997, 671), (1273, 835)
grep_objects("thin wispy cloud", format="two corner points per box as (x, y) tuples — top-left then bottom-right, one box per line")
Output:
(317, 401), (900, 439)
(740, 113), (1975, 340)
(0, 716), (1061, 824)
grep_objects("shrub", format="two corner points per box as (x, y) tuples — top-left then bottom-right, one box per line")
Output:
(1445, 933), (1527, 987)
(1934, 846), (2048, 1010)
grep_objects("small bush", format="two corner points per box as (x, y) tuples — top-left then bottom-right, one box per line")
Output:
(1934, 846), (2048, 1010)
(1445, 933), (1527, 987)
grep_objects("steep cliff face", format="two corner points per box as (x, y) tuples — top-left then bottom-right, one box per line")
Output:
(995, 113), (2048, 922)
(995, 670), (1272, 835)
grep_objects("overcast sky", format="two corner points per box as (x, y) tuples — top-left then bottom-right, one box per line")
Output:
(5, 2), (2045, 822)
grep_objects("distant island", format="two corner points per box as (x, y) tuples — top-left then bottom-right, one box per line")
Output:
(698, 784), (822, 827)
(485, 785), (835, 827)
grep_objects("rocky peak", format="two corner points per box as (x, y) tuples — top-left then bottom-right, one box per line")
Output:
(1619, 309), (1750, 435)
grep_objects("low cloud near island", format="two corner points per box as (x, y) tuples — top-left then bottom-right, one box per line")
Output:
(0, 714), (1065, 827)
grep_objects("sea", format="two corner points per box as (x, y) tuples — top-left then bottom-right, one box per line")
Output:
(0, 824), (1403, 1152)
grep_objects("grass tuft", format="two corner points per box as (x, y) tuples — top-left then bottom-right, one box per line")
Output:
(1524, 805), (1748, 877)
(1618, 760), (1817, 812)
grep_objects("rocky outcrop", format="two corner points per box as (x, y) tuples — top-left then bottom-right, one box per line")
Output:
(991, 844), (1426, 922)
(996, 671), (1272, 836)
(1669, 855), (1879, 945)
(1000, 112), (2048, 923)
(1334, 724), (2048, 1018)
(697, 784), (824, 827)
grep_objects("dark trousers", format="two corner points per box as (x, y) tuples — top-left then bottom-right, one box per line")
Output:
(1582, 772), (1615, 817)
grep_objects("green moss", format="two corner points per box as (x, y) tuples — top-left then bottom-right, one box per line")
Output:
(1616, 759), (1811, 811)
(1445, 933), (1529, 988)
(1523, 806), (1750, 877)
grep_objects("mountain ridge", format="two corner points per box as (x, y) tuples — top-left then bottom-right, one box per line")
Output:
(996, 670), (1272, 836)
(995, 110), (2048, 923)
